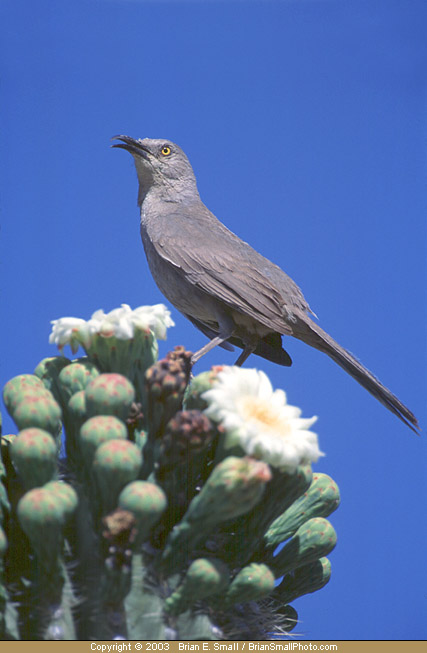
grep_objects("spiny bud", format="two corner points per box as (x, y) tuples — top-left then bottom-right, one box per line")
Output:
(158, 410), (215, 470)
(145, 349), (192, 438)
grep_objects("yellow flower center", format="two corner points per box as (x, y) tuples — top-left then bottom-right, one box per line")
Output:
(238, 397), (290, 435)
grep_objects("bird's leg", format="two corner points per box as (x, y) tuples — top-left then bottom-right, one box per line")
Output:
(234, 344), (256, 367)
(191, 311), (235, 365)
(191, 334), (233, 364)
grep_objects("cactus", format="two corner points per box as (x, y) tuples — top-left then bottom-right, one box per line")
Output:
(85, 373), (135, 421)
(10, 428), (58, 490)
(264, 472), (340, 549)
(79, 415), (128, 470)
(223, 563), (275, 607)
(269, 517), (337, 578)
(93, 439), (142, 516)
(57, 359), (100, 406)
(274, 557), (332, 605)
(0, 303), (340, 640)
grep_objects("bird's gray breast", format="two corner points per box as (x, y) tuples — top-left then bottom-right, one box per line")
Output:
(140, 219), (221, 323)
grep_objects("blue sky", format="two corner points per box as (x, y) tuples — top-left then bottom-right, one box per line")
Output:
(1, 0), (426, 641)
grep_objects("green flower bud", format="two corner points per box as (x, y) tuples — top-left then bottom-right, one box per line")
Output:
(270, 518), (337, 577)
(161, 457), (271, 575)
(265, 473), (340, 548)
(93, 439), (142, 514)
(58, 359), (100, 405)
(10, 428), (57, 489)
(79, 415), (127, 468)
(165, 558), (230, 615)
(224, 563), (275, 606)
(118, 480), (167, 547)
(85, 374), (135, 421)
(17, 487), (65, 565)
(34, 356), (71, 404)
(12, 393), (62, 437)
(3, 374), (46, 412)
(43, 481), (78, 522)
(275, 557), (332, 604)
(183, 366), (224, 411)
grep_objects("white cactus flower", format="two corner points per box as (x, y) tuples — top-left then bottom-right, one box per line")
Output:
(131, 304), (175, 340)
(49, 304), (175, 353)
(49, 317), (94, 353)
(202, 366), (322, 472)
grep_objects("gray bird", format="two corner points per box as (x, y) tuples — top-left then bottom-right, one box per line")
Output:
(113, 135), (418, 432)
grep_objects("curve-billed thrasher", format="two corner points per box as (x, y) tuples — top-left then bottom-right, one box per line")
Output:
(113, 136), (418, 432)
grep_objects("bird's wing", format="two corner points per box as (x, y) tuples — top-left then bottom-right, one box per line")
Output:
(150, 206), (310, 335)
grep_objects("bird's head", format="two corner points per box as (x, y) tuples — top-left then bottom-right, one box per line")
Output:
(112, 136), (199, 204)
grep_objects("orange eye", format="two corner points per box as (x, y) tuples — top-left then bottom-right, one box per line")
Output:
(161, 146), (171, 156)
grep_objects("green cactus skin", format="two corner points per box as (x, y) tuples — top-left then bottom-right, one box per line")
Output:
(63, 390), (87, 468)
(275, 557), (332, 605)
(85, 329), (158, 379)
(85, 374), (135, 421)
(17, 487), (76, 560)
(165, 557), (230, 616)
(57, 360), (100, 406)
(0, 443), (11, 526)
(11, 393), (62, 438)
(10, 429), (57, 490)
(183, 367), (224, 412)
(16, 486), (77, 639)
(3, 375), (47, 412)
(2, 342), (338, 640)
(93, 439), (142, 515)
(155, 410), (217, 533)
(221, 464), (313, 567)
(118, 481), (167, 548)
(4, 386), (53, 417)
(0, 525), (7, 557)
(270, 517), (337, 578)
(43, 481), (78, 522)
(34, 357), (71, 404)
(79, 415), (127, 469)
(223, 563), (275, 607)
(160, 457), (272, 576)
(0, 525), (8, 638)
(264, 473), (340, 549)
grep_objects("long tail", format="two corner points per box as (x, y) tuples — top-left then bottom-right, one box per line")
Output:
(293, 317), (419, 433)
